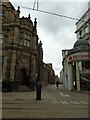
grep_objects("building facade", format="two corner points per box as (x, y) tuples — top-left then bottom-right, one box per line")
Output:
(59, 69), (64, 84)
(2, 1), (43, 91)
(62, 8), (90, 91)
(62, 49), (70, 88)
(42, 63), (55, 85)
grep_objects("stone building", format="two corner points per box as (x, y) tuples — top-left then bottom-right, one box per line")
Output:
(62, 8), (90, 91)
(2, 1), (43, 91)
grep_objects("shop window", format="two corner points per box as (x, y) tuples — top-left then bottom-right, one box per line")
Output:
(82, 61), (90, 69)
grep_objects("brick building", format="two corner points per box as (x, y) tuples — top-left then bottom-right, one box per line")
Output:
(42, 63), (55, 85)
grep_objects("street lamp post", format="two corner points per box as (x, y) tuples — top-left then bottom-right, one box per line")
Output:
(36, 41), (42, 100)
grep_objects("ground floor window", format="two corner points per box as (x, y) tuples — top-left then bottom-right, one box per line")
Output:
(82, 60), (90, 69)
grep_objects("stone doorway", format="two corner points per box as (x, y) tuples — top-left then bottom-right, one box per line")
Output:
(18, 68), (27, 85)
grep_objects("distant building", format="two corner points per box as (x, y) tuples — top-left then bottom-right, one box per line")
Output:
(62, 8), (90, 91)
(55, 75), (58, 82)
(60, 68), (64, 84)
(2, 1), (43, 91)
(42, 63), (55, 85)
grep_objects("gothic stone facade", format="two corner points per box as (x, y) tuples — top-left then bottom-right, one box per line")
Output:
(2, 2), (43, 91)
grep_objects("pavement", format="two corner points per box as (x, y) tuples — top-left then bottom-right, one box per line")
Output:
(1, 84), (90, 119)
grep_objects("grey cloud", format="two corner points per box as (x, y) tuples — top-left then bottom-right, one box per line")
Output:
(12, 1), (88, 37)
(37, 2), (88, 38)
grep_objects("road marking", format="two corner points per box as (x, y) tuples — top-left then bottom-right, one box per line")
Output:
(79, 101), (88, 104)
(59, 100), (89, 105)
(70, 101), (80, 104)
(52, 100), (59, 104)
(59, 92), (70, 97)
(60, 101), (69, 104)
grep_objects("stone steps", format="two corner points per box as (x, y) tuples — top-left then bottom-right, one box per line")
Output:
(18, 85), (31, 92)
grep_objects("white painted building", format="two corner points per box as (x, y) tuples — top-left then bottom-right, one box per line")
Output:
(60, 68), (64, 83)
(62, 8), (90, 91)
(62, 49), (70, 88)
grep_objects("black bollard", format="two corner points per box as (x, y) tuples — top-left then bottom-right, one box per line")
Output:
(36, 82), (41, 100)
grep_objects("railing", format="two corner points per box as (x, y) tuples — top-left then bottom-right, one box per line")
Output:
(81, 69), (90, 74)
(80, 76), (90, 82)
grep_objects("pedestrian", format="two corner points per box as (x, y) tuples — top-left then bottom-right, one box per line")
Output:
(56, 80), (59, 89)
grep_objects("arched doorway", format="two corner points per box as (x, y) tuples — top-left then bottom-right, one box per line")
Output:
(18, 68), (27, 85)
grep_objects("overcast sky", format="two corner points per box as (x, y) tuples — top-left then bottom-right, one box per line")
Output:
(10, 0), (89, 76)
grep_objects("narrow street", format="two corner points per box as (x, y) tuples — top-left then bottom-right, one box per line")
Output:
(43, 84), (88, 104)
(2, 84), (89, 119)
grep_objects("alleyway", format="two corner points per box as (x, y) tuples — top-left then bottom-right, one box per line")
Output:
(2, 84), (89, 119)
